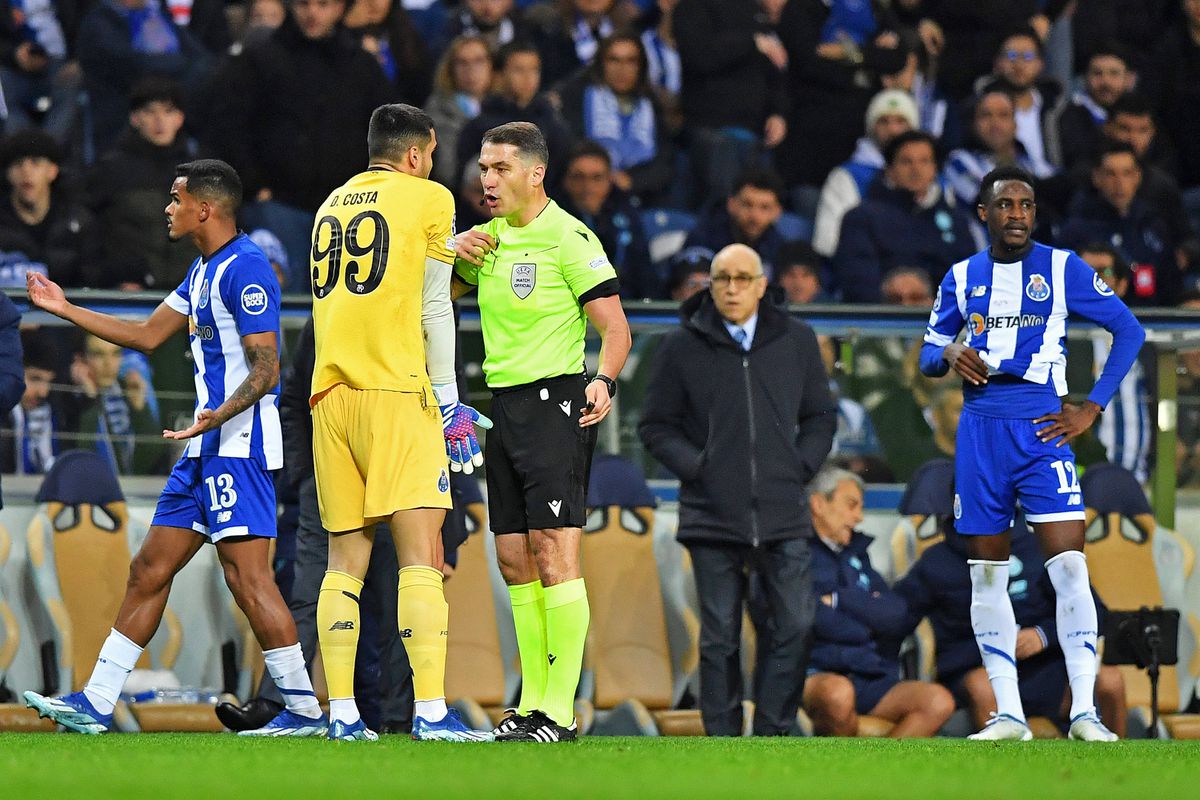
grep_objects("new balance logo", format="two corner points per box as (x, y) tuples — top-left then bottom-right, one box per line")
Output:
(329, 621), (355, 631)
(548, 500), (562, 516)
(399, 628), (413, 639)
(558, 400), (572, 416)
(217, 510), (232, 524)
(548, 653), (557, 665)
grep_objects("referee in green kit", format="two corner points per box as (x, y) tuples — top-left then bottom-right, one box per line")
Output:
(451, 122), (631, 743)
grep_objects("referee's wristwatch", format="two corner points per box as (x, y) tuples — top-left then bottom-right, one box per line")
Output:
(590, 374), (617, 398)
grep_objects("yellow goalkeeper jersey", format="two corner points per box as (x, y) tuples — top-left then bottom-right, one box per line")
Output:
(310, 168), (456, 403)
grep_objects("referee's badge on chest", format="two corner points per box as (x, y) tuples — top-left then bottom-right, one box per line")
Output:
(512, 262), (536, 299)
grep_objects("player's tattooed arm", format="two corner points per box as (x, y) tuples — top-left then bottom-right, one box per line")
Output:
(163, 332), (279, 440)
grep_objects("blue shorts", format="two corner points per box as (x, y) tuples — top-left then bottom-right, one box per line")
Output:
(152, 455), (277, 542)
(954, 408), (1086, 535)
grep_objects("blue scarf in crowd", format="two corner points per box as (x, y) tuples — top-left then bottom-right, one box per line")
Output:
(819, 0), (876, 46)
(583, 85), (656, 171)
(107, 0), (180, 55)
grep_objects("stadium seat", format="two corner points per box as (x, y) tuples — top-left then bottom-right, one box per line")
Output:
(641, 208), (696, 266)
(0, 519), (55, 731)
(582, 455), (706, 735)
(24, 451), (223, 732)
(1081, 463), (1200, 738)
(444, 495), (512, 730)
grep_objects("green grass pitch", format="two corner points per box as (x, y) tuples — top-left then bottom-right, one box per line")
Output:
(2, 735), (1198, 799)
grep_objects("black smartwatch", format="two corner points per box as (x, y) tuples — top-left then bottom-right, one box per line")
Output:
(591, 374), (617, 398)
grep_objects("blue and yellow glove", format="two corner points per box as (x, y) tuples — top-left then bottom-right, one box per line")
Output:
(435, 384), (493, 474)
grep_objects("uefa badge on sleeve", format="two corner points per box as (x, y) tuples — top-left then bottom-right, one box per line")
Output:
(1093, 271), (1115, 296)
(511, 263), (535, 299)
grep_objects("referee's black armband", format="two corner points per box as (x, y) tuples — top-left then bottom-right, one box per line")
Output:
(578, 278), (621, 306)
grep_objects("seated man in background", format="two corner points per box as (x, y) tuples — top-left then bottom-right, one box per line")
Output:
(804, 466), (955, 737)
(684, 167), (791, 282)
(1, 331), (60, 475)
(894, 483), (1127, 737)
(775, 240), (827, 305)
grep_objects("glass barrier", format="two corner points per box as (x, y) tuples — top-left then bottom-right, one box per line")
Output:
(5, 290), (1200, 526)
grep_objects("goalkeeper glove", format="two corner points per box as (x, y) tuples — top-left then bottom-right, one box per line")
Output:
(435, 384), (493, 474)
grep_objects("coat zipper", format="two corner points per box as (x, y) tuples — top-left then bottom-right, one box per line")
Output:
(743, 355), (760, 548)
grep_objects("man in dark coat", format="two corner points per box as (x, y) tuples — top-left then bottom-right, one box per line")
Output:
(638, 243), (836, 736)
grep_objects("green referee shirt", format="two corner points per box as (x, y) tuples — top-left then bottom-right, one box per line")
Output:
(455, 200), (619, 388)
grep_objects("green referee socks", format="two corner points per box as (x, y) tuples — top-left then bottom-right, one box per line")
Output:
(508, 580), (548, 715)
(542, 578), (590, 727)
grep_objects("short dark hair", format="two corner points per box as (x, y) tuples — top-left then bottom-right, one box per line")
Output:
(730, 167), (785, 203)
(883, 129), (938, 168)
(1087, 41), (1130, 70)
(496, 39), (539, 71)
(1093, 139), (1141, 168)
(20, 330), (56, 373)
(1077, 241), (1131, 283)
(0, 129), (63, 171)
(175, 159), (242, 212)
(482, 121), (549, 167)
(129, 76), (183, 112)
(977, 165), (1036, 205)
(1108, 92), (1155, 122)
(367, 103), (434, 162)
(566, 140), (612, 170)
(667, 247), (713, 292)
(776, 240), (820, 276)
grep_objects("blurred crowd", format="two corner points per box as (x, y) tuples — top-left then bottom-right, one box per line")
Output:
(4, 0), (1200, 484)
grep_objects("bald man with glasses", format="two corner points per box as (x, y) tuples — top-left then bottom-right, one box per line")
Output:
(638, 243), (837, 736)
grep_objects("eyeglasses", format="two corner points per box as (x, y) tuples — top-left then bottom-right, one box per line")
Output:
(1004, 49), (1039, 62)
(711, 273), (763, 288)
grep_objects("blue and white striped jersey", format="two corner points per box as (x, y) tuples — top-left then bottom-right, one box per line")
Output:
(920, 242), (1145, 419)
(164, 234), (283, 469)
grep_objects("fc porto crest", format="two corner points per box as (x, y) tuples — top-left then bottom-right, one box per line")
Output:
(511, 263), (535, 299)
(438, 468), (450, 493)
(1025, 273), (1050, 302)
(198, 279), (210, 309)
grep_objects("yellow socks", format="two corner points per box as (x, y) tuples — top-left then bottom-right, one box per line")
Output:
(541, 578), (589, 726)
(508, 580), (548, 714)
(398, 565), (449, 713)
(316, 570), (364, 715)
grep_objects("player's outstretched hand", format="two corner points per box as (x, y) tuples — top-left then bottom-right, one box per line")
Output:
(1033, 401), (1101, 447)
(441, 401), (493, 474)
(580, 379), (611, 427)
(163, 408), (220, 440)
(27, 272), (68, 316)
(453, 230), (497, 267)
(944, 343), (989, 386)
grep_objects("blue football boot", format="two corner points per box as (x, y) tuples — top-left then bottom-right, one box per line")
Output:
(412, 708), (494, 742)
(238, 708), (329, 737)
(23, 690), (113, 734)
(327, 718), (379, 741)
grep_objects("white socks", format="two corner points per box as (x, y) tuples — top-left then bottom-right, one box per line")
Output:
(1045, 550), (1099, 719)
(83, 628), (143, 715)
(329, 697), (360, 724)
(415, 697), (448, 722)
(263, 643), (323, 719)
(968, 560), (1025, 722)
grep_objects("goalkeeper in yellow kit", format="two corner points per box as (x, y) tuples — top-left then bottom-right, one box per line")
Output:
(309, 104), (491, 741)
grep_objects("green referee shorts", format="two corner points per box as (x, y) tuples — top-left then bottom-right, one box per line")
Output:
(485, 373), (597, 534)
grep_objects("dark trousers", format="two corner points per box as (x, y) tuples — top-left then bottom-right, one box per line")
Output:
(685, 537), (815, 736)
(261, 475), (414, 731)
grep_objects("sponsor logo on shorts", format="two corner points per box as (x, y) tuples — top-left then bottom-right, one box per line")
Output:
(438, 469), (449, 493)
(1025, 273), (1050, 302)
(1093, 271), (1115, 296)
(241, 283), (269, 315)
(548, 499), (562, 517)
(953, 493), (962, 520)
(558, 400), (572, 416)
(511, 263), (535, 299)
(329, 620), (355, 631)
(217, 510), (232, 524)
(400, 628), (413, 638)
